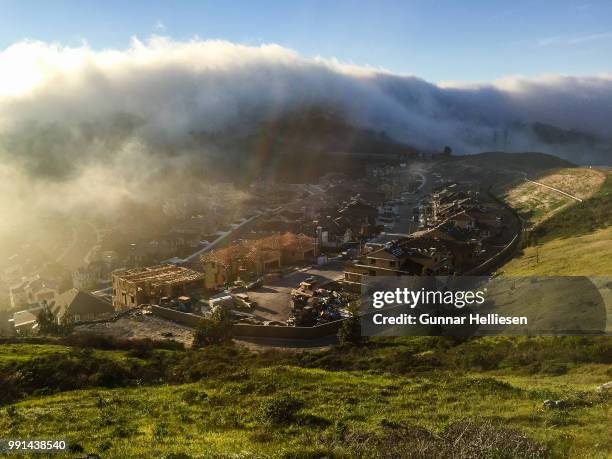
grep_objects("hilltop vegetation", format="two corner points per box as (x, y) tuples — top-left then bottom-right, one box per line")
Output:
(503, 168), (605, 227)
(502, 226), (612, 276)
(444, 152), (575, 175)
(195, 108), (419, 183)
(531, 171), (611, 243)
(501, 169), (612, 276)
(0, 337), (611, 458)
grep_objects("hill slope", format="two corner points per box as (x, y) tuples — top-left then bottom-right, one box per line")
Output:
(503, 168), (606, 227)
(1, 340), (611, 458)
(500, 168), (611, 273)
(195, 108), (420, 183)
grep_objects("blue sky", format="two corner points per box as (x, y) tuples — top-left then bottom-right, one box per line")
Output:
(1, 0), (611, 83)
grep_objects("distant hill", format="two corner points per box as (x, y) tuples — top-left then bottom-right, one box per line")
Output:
(193, 108), (420, 183)
(532, 122), (598, 145)
(443, 151), (575, 173)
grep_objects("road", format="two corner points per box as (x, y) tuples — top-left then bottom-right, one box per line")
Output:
(388, 168), (429, 236)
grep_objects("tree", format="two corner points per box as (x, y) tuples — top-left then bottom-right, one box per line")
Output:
(443, 145), (453, 156)
(337, 301), (364, 346)
(36, 301), (72, 336)
(193, 306), (233, 347)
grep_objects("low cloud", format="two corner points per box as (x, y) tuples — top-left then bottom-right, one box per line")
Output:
(0, 37), (610, 241)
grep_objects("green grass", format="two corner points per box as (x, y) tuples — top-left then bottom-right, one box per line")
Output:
(500, 169), (612, 276)
(501, 168), (606, 229)
(501, 226), (612, 276)
(0, 338), (610, 458)
(2, 363), (610, 458)
(532, 171), (612, 244)
(0, 343), (70, 364)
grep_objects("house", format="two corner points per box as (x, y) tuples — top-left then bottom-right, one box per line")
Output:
(202, 242), (281, 289)
(9, 306), (43, 333)
(9, 290), (114, 332)
(72, 261), (104, 290)
(170, 216), (217, 249)
(343, 237), (452, 290)
(201, 233), (317, 289)
(112, 264), (204, 310)
(53, 289), (114, 322)
(337, 199), (379, 237)
(429, 221), (478, 243)
(9, 275), (59, 308)
(449, 210), (477, 230)
(310, 215), (353, 248)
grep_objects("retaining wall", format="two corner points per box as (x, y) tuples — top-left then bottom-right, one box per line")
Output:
(150, 305), (344, 339)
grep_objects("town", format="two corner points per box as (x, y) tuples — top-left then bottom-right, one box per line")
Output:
(2, 155), (520, 344)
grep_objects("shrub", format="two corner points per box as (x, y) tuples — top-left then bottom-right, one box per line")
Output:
(337, 302), (363, 347)
(193, 307), (233, 347)
(540, 361), (569, 375)
(258, 394), (304, 425)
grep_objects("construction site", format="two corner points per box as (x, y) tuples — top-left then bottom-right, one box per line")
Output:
(112, 264), (204, 310)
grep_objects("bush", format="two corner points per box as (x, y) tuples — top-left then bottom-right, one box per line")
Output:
(36, 304), (72, 336)
(540, 361), (569, 375)
(337, 302), (363, 346)
(258, 394), (304, 425)
(193, 307), (233, 347)
(62, 334), (184, 351)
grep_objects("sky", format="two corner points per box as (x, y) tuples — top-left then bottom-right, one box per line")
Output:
(1, 0), (611, 83)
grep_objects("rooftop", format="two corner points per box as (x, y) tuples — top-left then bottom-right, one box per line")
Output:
(114, 264), (203, 288)
(202, 232), (315, 267)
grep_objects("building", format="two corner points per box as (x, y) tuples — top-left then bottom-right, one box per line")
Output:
(8, 289), (114, 333)
(343, 237), (452, 290)
(8, 306), (43, 334)
(53, 289), (114, 322)
(72, 261), (104, 290)
(9, 275), (59, 309)
(201, 232), (317, 290)
(112, 264), (204, 310)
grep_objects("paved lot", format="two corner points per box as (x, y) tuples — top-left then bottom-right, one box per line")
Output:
(246, 260), (345, 322)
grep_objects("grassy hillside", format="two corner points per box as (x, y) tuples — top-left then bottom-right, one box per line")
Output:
(531, 170), (611, 243)
(503, 168), (605, 227)
(1, 339), (611, 458)
(444, 152), (575, 175)
(501, 226), (612, 276)
(500, 169), (611, 275)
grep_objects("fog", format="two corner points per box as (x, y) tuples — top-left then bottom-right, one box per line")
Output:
(1, 37), (611, 244)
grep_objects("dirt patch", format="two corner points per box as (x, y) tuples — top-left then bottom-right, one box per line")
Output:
(74, 312), (195, 346)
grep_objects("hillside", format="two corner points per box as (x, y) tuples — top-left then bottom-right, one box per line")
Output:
(502, 168), (606, 227)
(194, 108), (420, 183)
(1, 157), (610, 458)
(530, 170), (612, 243)
(1, 339), (611, 458)
(433, 152), (578, 198)
(500, 169), (611, 273)
(443, 152), (575, 175)
(502, 226), (612, 276)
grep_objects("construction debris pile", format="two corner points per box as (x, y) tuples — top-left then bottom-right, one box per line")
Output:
(289, 277), (352, 326)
